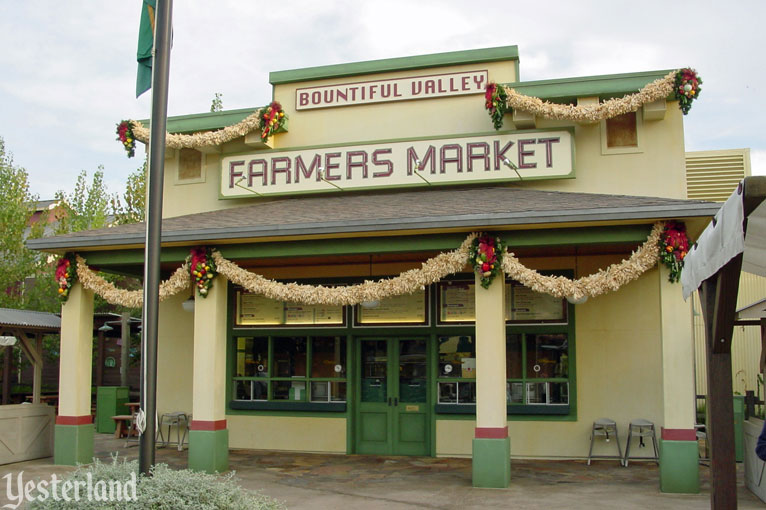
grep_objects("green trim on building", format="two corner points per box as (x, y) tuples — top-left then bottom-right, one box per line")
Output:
(54, 424), (94, 466)
(188, 429), (229, 474)
(472, 436), (511, 488)
(136, 108), (256, 134)
(511, 70), (675, 103)
(79, 224), (651, 269)
(270, 46), (520, 85)
(658, 439), (700, 493)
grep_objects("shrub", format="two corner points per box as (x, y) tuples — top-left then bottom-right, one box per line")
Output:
(28, 456), (286, 510)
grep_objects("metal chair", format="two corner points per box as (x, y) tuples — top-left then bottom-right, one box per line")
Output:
(623, 418), (659, 466)
(587, 418), (623, 465)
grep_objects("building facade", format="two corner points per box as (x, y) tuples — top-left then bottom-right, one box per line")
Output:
(31, 46), (720, 491)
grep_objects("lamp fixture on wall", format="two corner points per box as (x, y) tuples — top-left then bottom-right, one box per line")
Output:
(182, 287), (195, 313)
(501, 156), (523, 181)
(412, 159), (432, 186)
(318, 167), (345, 191)
(234, 176), (263, 197)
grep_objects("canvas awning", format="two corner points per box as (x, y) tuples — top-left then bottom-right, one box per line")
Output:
(682, 177), (766, 298)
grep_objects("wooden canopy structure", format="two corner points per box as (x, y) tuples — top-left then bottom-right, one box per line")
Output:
(0, 308), (61, 405)
(682, 176), (766, 509)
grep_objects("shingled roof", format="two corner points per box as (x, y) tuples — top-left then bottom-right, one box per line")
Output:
(27, 186), (720, 251)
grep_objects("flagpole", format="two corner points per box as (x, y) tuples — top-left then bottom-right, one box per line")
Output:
(139, 0), (172, 476)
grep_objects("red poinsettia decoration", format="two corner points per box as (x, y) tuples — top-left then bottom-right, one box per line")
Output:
(674, 68), (702, 115)
(658, 221), (690, 283)
(484, 83), (508, 130)
(189, 247), (217, 297)
(469, 234), (505, 289)
(116, 120), (136, 158)
(259, 101), (287, 139)
(55, 254), (77, 301)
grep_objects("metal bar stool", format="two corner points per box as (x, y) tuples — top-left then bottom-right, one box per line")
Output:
(587, 418), (623, 465)
(623, 418), (659, 466)
(159, 412), (189, 451)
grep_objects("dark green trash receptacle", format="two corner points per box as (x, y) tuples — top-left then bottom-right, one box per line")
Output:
(733, 395), (744, 462)
(96, 386), (129, 434)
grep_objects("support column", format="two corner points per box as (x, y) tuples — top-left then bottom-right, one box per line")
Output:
(55, 282), (95, 465)
(188, 276), (229, 473)
(658, 266), (699, 493)
(472, 272), (510, 488)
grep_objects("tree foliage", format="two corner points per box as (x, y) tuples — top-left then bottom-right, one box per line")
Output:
(0, 137), (47, 309)
(112, 159), (147, 225)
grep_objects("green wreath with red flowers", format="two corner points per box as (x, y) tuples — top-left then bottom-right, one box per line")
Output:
(468, 234), (505, 289)
(116, 120), (136, 158)
(258, 101), (287, 139)
(55, 253), (77, 301)
(658, 221), (689, 283)
(674, 68), (702, 115)
(189, 247), (217, 297)
(484, 83), (508, 130)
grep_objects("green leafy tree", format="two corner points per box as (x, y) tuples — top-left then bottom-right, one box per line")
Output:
(210, 92), (223, 112)
(112, 159), (147, 225)
(0, 137), (48, 309)
(54, 167), (112, 234)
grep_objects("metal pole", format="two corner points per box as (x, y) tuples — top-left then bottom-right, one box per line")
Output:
(120, 312), (130, 388)
(139, 0), (172, 476)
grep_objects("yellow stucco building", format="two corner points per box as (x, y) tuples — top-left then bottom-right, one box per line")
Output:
(30, 46), (719, 491)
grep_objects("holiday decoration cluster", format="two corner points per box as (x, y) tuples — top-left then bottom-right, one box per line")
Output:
(57, 222), (684, 307)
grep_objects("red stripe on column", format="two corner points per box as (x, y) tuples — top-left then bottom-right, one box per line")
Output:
(56, 415), (92, 425)
(661, 427), (696, 441)
(190, 419), (227, 431)
(475, 427), (508, 439)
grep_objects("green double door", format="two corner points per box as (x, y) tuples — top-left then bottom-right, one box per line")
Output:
(355, 337), (430, 456)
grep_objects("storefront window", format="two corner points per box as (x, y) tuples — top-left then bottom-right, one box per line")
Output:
(507, 333), (569, 406)
(437, 335), (476, 404)
(233, 335), (347, 404)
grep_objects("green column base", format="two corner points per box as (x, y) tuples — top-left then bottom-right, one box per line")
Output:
(188, 429), (229, 473)
(54, 424), (94, 466)
(659, 439), (699, 493)
(472, 436), (511, 488)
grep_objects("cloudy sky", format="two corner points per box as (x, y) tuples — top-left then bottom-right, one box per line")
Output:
(1, 1), (764, 199)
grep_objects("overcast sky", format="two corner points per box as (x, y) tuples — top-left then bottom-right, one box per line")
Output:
(1, 1), (764, 199)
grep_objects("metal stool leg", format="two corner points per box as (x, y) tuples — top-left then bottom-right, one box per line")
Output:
(587, 427), (596, 466)
(623, 425), (632, 467)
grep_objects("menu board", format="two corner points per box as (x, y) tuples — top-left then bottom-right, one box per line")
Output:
(438, 282), (512, 323)
(356, 290), (427, 324)
(284, 303), (344, 325)
(509, 285), (566, 322)
(439, 283), (475, 322)
(438, 281), (565, 323)
(236, 292), (344, 326)
(237, 293), (284, 325)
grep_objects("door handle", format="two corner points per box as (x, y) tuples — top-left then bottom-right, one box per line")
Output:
(393, 397), (398, 406)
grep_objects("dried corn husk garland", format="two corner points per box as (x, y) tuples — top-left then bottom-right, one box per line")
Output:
(70, 224), (665, 308)
(75, 255), (190, 308)
(499, 71), (676, 122)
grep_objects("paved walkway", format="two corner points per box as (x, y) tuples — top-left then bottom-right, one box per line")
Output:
(1, 433), (764, 509)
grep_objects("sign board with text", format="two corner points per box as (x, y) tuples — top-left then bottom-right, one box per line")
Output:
(221, 130), (574, 199)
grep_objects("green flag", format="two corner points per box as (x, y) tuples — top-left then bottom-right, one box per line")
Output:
(136, 0), (156, 98)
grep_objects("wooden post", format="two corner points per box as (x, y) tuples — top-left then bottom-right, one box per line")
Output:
(33, 334), (42, 405)
(120, 313), (130, 388)
(96, 329), (105, 388)
(700, 253), (742, 510)
(2, 346), (11, 405)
